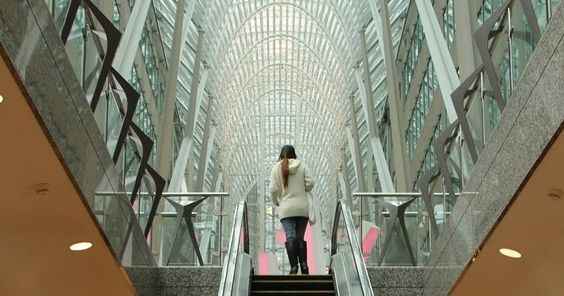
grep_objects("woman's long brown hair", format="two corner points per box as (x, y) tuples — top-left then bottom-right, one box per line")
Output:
(279, 145), (297, 188)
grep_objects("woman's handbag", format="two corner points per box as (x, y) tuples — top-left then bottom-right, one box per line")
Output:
(308, 193), (317, 225)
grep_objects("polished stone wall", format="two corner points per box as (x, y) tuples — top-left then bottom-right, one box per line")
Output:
(0, 0), (155, 267)
(127, 267), (223, 296)
(423, 3), (564, 294)
(368, 266), (425, 296)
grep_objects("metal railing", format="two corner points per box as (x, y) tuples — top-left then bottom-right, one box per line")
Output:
(352, 192), (477, 266)
(96, 191), (231, 266)
(330, 200), (374, 296)
(218, 200), (251, 296)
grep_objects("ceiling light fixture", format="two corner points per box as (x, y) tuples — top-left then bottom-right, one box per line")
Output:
(33, 183), (51, 197)
(548, 188), (564, 201)
(0, 95), (4, 104)
(499, 248), (522, 258)
(69, 242), (93, 251)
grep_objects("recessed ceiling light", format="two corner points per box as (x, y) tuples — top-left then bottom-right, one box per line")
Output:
(548, 188), (564, 201)
(33, 183), (51, 197)
(0, 95), (4, 104)
(69, 242), (93, 251)
(499, 248), (521, 258)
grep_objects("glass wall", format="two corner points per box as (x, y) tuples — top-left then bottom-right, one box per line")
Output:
(402, 17), (424, 103)
(383, 0), (563, 266)
(405, 61), (438, 160)
(44, 0), (173, 266)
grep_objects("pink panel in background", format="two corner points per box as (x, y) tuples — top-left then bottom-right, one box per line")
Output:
(276, 229), (286, 244)
(275, 224), (317, 274)
(304, 224), (316, 274)
(361, 226), (381, 262)
(258, 252), (270, 275)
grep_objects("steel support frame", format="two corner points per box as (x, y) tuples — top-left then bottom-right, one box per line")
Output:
(354, 67), (394, 193)
(195, 97), (216, 192)
(339, 147), (353, 201)
(111, 0), (161, 134)
(112, 0), (152, 80)
(153, 27), (205, 258)
(155, 0), (196, 182)
(454, 0), (481, 80)
(369, 0), (409, 191)
(345, 127), (364, 193)
(168, 31), (207, 192)
(258, 92), (266, 252)
(415, 0), (459, 124)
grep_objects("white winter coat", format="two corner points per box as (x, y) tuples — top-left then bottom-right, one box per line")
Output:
(269, 159), (315, 220)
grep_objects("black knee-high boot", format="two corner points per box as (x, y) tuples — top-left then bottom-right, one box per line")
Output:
(285, 239), (299, 274)
(298, 240), (309, 274)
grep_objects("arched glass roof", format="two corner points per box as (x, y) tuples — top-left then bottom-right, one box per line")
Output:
(154, 0), (408, 202)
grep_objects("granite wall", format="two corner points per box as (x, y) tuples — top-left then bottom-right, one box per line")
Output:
(368, 266), (425, 295)
(423, 3), (564, 294)
(127, 267), (223, 296)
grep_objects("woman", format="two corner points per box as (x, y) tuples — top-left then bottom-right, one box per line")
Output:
(269, 145), (315, 275)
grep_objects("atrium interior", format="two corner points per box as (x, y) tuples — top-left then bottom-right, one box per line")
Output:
(1, 0), (564, 295)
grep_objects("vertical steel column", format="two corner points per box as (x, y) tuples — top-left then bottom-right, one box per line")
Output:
(370, 0), (409, 191)
(345, 126), (365, 191)
(348, 95), (367, 192)
(168, 30), (207, 192)
(338, 170), (350, 201)
(170, 67), (209, 191)
(355, 67), (394, 193)
(196, 104), (218, 263)
(371, 137), (395, 193)
(98, 1), (114, 21)
(340, 147), (353, 202)
(184, 29), (205, 141)
(112, 0), (152, 80)
(415, 0), (459, 124)
(454, 0), (481, 80)
(357, 30), (378, 140)
(258, 92), (266, 252)
(195, 96), (216, 191)
(295, 100), (302, 149)
(184, 66), (209, 191)
(155, 0), (196, 182)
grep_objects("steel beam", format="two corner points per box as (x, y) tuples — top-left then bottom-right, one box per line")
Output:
(339, 148), (353, 205)
(258, 93), (266, 252)
(366, 4), (409, 191)
(195, 96), (215, 191)
(370, 136), (395, 193)
(345, 125), (364, 192)
(347, 95), (366, 192)
(454, 0), (481, 80)
(355, 67), (394, 193)
(112, 0), (152, 80)
(155, 0), (196, 182)
(415, 0), (459, 124)
(338, 170), (350, 201)
(169, 34), (207, 192)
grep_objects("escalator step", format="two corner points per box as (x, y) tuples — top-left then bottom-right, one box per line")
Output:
(250, 291), (335, 295)
(252, 275), (332, 281)
(250, 275), (335, 294)
(252, 280), (334, 291)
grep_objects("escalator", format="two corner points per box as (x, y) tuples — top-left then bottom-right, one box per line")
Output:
(218, 200), (373, 295)
(250, 275), (335, 295)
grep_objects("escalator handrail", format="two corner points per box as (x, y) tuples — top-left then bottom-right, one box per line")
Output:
(218, 200), (249, 295)
(331, 199), (374, 296)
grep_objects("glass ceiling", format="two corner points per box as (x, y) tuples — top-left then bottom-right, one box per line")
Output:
(153, 0), (409, 206)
